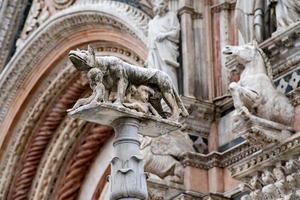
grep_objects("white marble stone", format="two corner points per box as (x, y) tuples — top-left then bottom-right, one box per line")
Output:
(68, 103), (181, 137)
(146, 0), (180, 90)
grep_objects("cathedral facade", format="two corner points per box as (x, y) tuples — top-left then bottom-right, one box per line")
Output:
(0, 0), (299, 199)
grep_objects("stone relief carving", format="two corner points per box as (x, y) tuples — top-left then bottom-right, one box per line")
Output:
(139, 0), (153, 16)
(222, 43), (295, 146)
(261, 169), (281, 199)
(68, 46), (188, 121)
(140, 130), (195, 184)
(16, 0), (49, 49)
(239, 158), (300, 200)
(239, 174), (264, 200)
(146, 0), (180, 89)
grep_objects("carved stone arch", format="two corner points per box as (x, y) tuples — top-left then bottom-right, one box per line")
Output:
(0, 2), (149, 200)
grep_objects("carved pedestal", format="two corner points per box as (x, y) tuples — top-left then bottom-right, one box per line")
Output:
(68, 103), (181, 199)
(109, 117), (148, 200)
(232, 110), (294, 148)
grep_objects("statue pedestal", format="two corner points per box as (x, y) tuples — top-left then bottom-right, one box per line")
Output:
(68, 103), (181, 200)
(232, 110), (294, 148)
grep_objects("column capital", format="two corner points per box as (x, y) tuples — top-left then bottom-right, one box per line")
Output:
(178, 6), (203, 19)
(211, 2), (236, 14)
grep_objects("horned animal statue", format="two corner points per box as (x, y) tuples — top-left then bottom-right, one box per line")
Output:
(222, 43), (295, 126)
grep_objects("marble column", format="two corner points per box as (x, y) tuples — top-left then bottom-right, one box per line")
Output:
(178, 0), (195, 98)
(109, 117), (148, 200)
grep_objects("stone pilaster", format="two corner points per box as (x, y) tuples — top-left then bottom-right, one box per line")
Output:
(178, 0), (196, 98)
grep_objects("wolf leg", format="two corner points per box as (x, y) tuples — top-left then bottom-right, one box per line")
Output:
(162, 92), (179, 121)
(114, 78), (128, 106)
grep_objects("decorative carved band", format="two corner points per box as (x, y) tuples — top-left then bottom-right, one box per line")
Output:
(230, 132), (300, 179)
(9, 78), (86, 200)
(0, 66), (76, 199)
(182, 141), (259, 169)
(56, 125), (113, 200)
(211, 2), (236, 13)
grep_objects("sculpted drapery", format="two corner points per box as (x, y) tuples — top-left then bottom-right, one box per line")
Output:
(236, 0), (300, 44)
(146, 0), (180, 90)
(275, 0), (300, 30)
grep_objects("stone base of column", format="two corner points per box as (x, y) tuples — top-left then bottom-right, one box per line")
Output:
(68, 102), (182, 199)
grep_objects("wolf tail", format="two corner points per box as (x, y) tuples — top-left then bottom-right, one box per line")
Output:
(173, 86), (189, 117)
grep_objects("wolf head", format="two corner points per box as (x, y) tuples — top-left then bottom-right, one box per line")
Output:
(69, 45), (96, 71)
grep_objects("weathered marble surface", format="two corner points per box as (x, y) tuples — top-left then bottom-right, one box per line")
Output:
(69, 103), (181, 137)
(239, 158), (300, 200)
(223, 43), (294, 126)
(223, 43), (295, 148)
(275, 0), (300, 31)
(68, 46), (188, 121)
(140, 130), (195, 184)
(235, 0), (300, 43)
(66, 43), (190, 199)
(231, 110), (293, 147)
(108, 117), (148, 200)
(146, 0), (180, 89)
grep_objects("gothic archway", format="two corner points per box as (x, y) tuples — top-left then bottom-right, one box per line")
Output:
(0, 2), (149, 199)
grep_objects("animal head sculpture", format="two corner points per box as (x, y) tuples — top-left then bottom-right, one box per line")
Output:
(222, 42), (273, 79)
(222, 44), (257, 65)
(69, 45), (96, 71)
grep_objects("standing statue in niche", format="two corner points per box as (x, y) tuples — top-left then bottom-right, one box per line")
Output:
(146, 0), (180, 90)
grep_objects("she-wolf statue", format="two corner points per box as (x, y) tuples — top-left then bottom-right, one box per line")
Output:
(68, 45), (188, 121)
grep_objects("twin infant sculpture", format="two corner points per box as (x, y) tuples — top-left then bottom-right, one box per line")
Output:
(67, 45), (188, 121)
